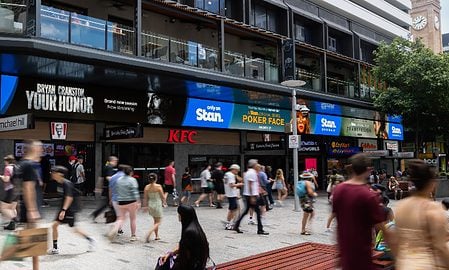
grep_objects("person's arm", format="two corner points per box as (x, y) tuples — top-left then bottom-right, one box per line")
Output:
(23, 180), (40, 221)
(131, 179), (140, 202)
(158, 186), (166, 205)
(306, 181), (318, 197)
(312, 176), (318, 188)
(59, 195), (74, 220)
(172, 171), (176, 187)
(142, 186), (149, 208)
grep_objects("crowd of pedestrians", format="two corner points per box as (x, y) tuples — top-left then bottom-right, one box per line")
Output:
(4, 141), (449, 270)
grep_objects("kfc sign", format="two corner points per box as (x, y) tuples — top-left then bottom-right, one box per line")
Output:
(50, 122), (68, 140)
(167, 129), (197, 144)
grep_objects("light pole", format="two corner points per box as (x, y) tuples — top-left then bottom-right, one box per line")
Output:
(281, 79), (306, 211)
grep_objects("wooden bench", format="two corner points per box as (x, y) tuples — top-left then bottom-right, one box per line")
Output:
(209, 242), (394, 270)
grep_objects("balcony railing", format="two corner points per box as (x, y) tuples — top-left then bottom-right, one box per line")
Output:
(327, 77), (357, 98)
(0, 2), (27, 34)
(141, 30), (219, 71)
(224, 51), (279, 83)
(295, 69), (322, 91)
(40, 5), (135, 54)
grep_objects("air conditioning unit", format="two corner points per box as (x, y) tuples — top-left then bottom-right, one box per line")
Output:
(295, 25), (305, 42)
(328, 37), (337, 52)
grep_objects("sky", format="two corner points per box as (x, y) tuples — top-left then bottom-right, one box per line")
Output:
(442, 0), (449, 34)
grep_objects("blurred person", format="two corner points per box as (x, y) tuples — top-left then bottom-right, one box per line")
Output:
(394, 160), (449, 269)
(48, 166), (95, 255)
(156, 205), (209, 270)
(163, 160), (177, 207)
(332, 153), (389, 270)
(442, 199), (449, 223)
(74, 156), (86, 196)
(258, 165), (272, 211)
(19, 140), (45, 270)
(327, 169), (342, 202)
(142, 173), (165, 242)
(211, 162), (225, 209)
(224, 164), (243, 230)
(108, 165), (140, 242)
(265, 166), (275, 206)
(91, 156), (118, 220)
(388, 176), (403, 200)
(194, 165), (214, 207)
(374, 207), (395, 261)
(298, 171), (318, 235)
(233, 159), (269, 235)
(109, 165), (125, 235)
(325, 174), (344, 232)
(180, 167), (192, 205)
(1, 155), (18, 230)
(274, 169), (288, 206)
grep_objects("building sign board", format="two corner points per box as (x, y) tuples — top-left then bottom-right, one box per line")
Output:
(0, 114), (33, 132)
(104, 125), (144, 140)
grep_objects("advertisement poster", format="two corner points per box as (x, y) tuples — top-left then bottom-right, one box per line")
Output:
(232, 104), (289, 132)
(310, 114), (342, 136)
(341, 118), (375, 138)
(182, 98), (234, 129)
(15, 143), (55, 157)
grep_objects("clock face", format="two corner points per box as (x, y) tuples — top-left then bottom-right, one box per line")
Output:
(435, 15), (440, 30)
(412, 15), (428, 30)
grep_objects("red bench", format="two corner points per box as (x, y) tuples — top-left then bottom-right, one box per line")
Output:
(209, 242), (394, 270)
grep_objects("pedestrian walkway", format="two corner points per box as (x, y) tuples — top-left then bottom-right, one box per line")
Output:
(0, 195), (341, 270)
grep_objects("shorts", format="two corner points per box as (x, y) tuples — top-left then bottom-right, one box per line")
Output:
(227, 197), (238, 210)
(1, 189), (17, 204)
(182, 190), (191, 197)
(257, 196), (266, 206)
(300, 196), (314, 213)
(276, 182), (284, 190)
(55, 211), (76, 227)
(202, 187), (212, 194)
(215, 182), (225, 195)
(164, 185), (174, 194)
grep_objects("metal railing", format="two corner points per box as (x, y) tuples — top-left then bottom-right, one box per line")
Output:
(295, 69), (322, 91)
(0, 2), (27, 34)
(40, 5), (135, 55)
(224, 51), (279, 83)
(327, 77), (357, 98)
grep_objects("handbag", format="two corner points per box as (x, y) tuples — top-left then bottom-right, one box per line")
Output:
(271, 182), (277, 190)
(207, 181), (215, 190)
(104, 208), (117, 224)
(326, 182), (332, 193)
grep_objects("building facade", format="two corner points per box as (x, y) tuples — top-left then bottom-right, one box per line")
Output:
(0, 0), (409, 192)
(443, 33), (449, 53)
(410, 0), (443, 52)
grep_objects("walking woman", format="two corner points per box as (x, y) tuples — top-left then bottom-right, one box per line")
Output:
(142, 173), (166, 242)
(394, 160), (449, 269)
(0, 155), (17, 230)
(156, 205), (209, 270)
(108, 165), (140, 242)
(274, 169), (288, 206)
(180, 167), (192, 204)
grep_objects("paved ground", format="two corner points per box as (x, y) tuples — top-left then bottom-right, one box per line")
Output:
(0, 194), (359, 270)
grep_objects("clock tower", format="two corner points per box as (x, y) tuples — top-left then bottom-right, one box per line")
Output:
(410, 0), (443, 53)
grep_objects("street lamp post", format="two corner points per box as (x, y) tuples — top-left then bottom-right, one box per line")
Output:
(281, 79), (306, 212)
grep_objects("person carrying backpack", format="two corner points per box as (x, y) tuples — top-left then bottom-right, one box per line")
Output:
(0, 155), (18, 230)
(296, 171), (317, 235)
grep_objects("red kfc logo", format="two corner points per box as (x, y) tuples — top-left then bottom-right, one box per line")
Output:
(167, 129), (197, 144)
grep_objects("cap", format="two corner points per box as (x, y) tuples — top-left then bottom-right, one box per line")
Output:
(51, 165), (68, 175)
(300, 172), (314, 179)
(69, 156), (77, 161)
(247, 159), (258, 168)
(229, 164), (240, 171)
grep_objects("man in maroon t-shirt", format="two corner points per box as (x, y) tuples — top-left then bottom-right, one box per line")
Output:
(332, 153), (388, 270)
(163, 160), (177, 207)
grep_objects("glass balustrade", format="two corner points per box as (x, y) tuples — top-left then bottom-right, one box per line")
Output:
(327, 77), (357, 98)
(296, 69), (322, 91)
(0, 1), (27, 34)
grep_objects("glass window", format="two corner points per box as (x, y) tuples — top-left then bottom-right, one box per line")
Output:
(195, 0), (204, 9)
(267, 9), (277, 32)
(204, 0), (219, 13)
(254, 5), (266, 29)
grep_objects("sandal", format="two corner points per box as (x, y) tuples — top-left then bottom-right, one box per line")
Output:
(155, 237), (161, 241)
(301, 231), (311, 235)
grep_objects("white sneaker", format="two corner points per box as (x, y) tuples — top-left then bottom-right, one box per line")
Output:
(87, 238), (96, 252)
(130, 236), (138, 242)
(48, 248), (59, 255)
(248, 219), (256, 225)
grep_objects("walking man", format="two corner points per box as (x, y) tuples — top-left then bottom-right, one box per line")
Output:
(163, 160), (177, 207)
(19, 140), (44, 270)
(234, 159), (269, 235)
(91, 156), (118, 220)
(194, 165), (214, 207)
(74, 156), (86, 195)
(49, 166), (95, 254)
(109, 165), (125, 235)
(332, 153), (389, 270)
(211, 162), (225, 209)
(224, 164), (243, 230)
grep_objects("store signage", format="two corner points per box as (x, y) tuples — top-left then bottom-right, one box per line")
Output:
(388, 123), (404, 140)
(247, 141), (283, 151)
(298, 141), (320, 152)
(182, 98), (291, 132)
(384, 140), (399, 152)
(0, 114), (32, 132)
(358, 139), (378, 151)
(424, 159), (438, 166)
(167, 129), (197, 144)
(50, 122), (68, 140)
(104, 125), (143, 140)
(313, 114), (341, 136)
(393, 152), (414, 158)
(328, 147), (362, 156)
(364, 150), (389, 157)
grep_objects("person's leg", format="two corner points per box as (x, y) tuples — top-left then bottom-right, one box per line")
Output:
(51, 221), (60, 250)
(153, 217), (161, 239)
(301, 212), (310, 233)
(112, 201), (123, 233)
(281, 189), (288, 201)
(128, 203), (138, 237)
(234, 197), (250, 230)
(267, 185), (274, 205)
(254, 202), (264, 233)
(208, 193), (214, 207)
(109, 205), (127, 239)
(277, 189), (281, 201)
(91, 196), (108, 218)
(326, 213), (335, 229)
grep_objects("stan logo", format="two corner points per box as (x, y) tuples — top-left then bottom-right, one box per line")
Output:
(392, 126), (402, 135)
(321, 118), (336, 129)
(196, 105), (224, 123)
